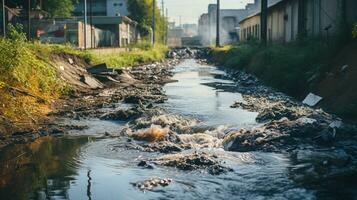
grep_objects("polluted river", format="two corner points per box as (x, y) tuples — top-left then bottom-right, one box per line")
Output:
(0, 55), (356, 200)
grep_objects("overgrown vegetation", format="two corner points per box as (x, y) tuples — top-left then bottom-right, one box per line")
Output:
(0, 25), (168, 133)
(0, 25), (65, 131)
(210, 39), (341, 97)
(89, 43), (167, 68)
(10, 0), (77, 17)
(128, 0), (167, 43)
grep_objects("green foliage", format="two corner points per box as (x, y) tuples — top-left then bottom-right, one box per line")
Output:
(9, 0), (77, 17)
(89, 44), (167, 68)
(0, 25), (65, 125)
(127, 0), (167, 43)
(353, 23), (357, 39)
(42, 0), (77, 17)
(210, 39), (334, 96)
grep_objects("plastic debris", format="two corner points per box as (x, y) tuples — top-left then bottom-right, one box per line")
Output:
(302, 93), (323, 106)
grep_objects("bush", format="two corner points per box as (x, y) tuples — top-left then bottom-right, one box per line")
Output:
(210, 39), (333, 96)
(0, 25), (64, 128)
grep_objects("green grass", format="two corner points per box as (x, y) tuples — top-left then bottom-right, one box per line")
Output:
(0, 25), (168, 132)
(210, 39), (339, 96)
(89, 44), (168, 68)
(0, 26), (66, 129)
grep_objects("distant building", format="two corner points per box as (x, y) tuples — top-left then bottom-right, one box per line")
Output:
(74, 0), (128, 17)
(198, 4), (249, 46)
(239, 0), (357, 43)
(182, 24), (198, 37)
(198, 14), (210, 45)
(168, 25), (184, 47)
(34, 16), (138, 49)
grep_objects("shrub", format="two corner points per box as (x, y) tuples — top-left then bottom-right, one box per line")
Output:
(0, 25), (64, 129)
(210, 39), (333, 96)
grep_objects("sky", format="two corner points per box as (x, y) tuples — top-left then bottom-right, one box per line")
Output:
(163, 0), (254, 25)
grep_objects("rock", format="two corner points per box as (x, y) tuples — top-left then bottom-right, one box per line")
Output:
(142, 142), (185, 153)
(137, 160), (154, 169)
(80, 75), (103, 89)
(100, 107), (143, 121)
(296, 117), (317, 125)
(124, 95), (143, 104)
(151, 152), (232, 175)
(302, 93), (323, 107)
(131, 178), (172, 191)
(87, 63), (111, 74)
(329, 120), (343, 129)
(68, 58), (74, 64)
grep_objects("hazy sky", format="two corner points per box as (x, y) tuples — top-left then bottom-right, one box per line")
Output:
(163, 0), (254, 25)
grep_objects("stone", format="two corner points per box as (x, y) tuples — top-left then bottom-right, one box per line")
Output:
(302, 93), (323, 107)
(151, 152), (233, 175)
(80, 75), (103, 89)
(87, 63), (110, 74)
(68, 58), (74, 64)
(131, 178), (172, 191)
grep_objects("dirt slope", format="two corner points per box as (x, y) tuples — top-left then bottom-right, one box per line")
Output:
(314, 40), (357, 120)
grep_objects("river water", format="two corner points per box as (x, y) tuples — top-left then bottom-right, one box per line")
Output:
(0, 60), (322, 200)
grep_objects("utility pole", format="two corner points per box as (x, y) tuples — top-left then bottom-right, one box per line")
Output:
(161, 0), (164, 43)
(260, 0), (268, 45)
(2, 0), (5, 37)
(27, 0), (31, 40)
(216, 0), (220, 47)
(89, 0), (93, 48)
(166, 8), (168, 45)
(84, 0), (87, 49)
(152, 0), (156, 45)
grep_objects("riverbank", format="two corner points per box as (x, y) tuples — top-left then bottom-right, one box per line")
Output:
(1, 56), (356, 199)
(0, 30), (168, 147)
(209, 39), (357, 121)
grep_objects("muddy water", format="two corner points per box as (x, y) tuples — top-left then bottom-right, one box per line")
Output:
(0, 60), (316, 200)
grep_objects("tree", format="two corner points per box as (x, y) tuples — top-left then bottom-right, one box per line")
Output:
(127, 0), (166, 43)
(9, 0), (77, 17)
(42, 0), (77, 17)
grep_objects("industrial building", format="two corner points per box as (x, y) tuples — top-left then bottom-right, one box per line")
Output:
(239, 0), (357, 42)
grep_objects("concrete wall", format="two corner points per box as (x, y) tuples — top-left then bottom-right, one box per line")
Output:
(199, 4), (249, 46)
(107, 0), (129, 17)
(240, 0), (357, 43)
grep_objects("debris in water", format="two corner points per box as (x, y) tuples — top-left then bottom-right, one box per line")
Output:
(131, 178), (172, 191)
(151, 152), (233, 175)
(132, 126), (170, 142)
(302, 93), (323, 107)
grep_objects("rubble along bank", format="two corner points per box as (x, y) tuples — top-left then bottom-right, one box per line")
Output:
(0, 49), (356, 198)
(209, 40), (357, 121)
(0, 41), (168, 149)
